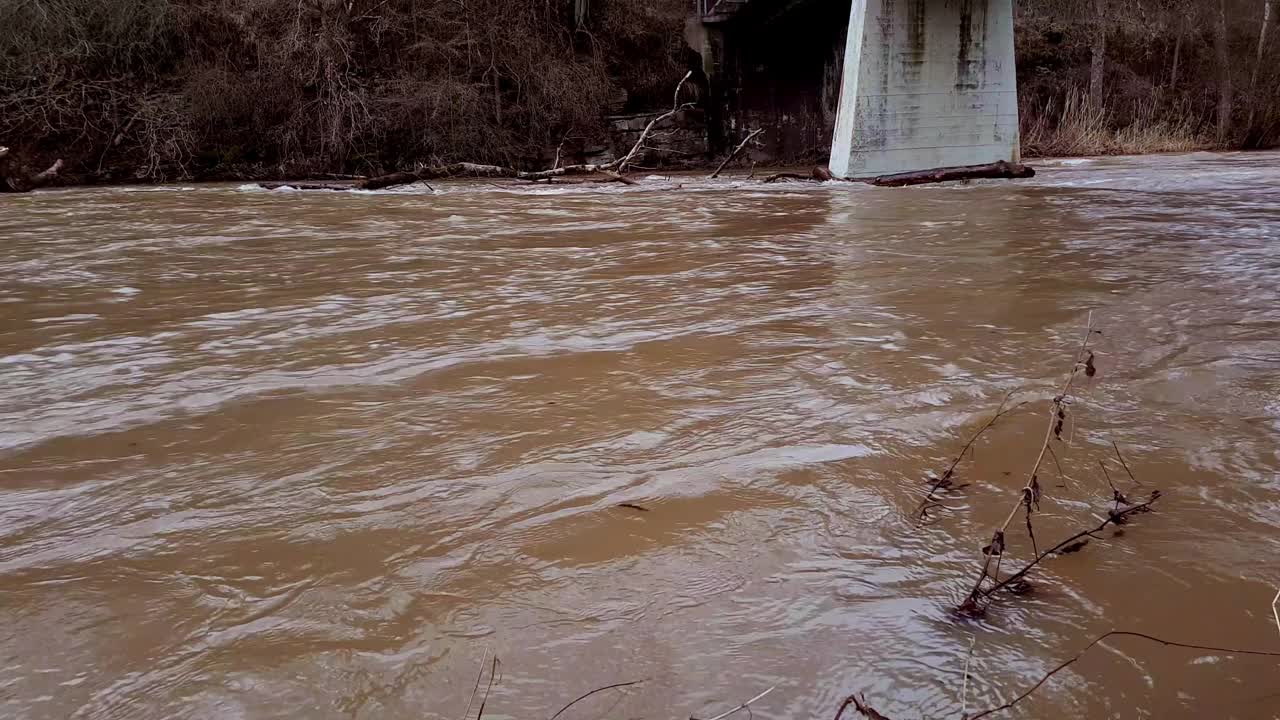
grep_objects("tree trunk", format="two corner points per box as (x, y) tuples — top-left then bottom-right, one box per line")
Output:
(1089, 0), (1107, 109)
(1246, 0), (1274, 132)
(1216, 0), (1234, 142)
(1170, 20), (1183, 88)
(1253, 0), (1275, 87)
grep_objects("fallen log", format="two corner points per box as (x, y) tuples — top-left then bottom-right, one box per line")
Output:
(352, 162), (617, 191)
(0, 146), (64, 193)
(762, 172), (811, 183)
(763, 166), (834, 184)
(862, 160), (1034, 187)
(259, 181), (358, 191)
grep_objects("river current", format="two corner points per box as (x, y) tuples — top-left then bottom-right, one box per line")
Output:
(2, 152), (1279, 719)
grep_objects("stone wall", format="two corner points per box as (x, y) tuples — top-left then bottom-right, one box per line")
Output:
(606, 108), (711, 168)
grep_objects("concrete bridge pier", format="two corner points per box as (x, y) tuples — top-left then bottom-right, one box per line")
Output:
(830, 0), (1020, 179)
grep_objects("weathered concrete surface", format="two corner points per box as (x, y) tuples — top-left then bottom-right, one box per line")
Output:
(830, 0), (1020, 179)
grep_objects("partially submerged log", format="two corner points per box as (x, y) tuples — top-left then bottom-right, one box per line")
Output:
(763, 166), (832, 183)
(0, 146), (64, 193)
(863, 160), (1034, 187)
(765, 161), (1033, 188)
(358, 161), (616, 190)
(258, 181), (357, 191)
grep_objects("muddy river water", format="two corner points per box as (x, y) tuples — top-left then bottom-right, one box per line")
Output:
(2, 152), (1279, 719)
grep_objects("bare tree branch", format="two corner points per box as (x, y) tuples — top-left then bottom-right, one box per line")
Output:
(710, 128), (763, 179)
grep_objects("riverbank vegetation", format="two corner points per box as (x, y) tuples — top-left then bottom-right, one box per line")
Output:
(1017, 0), (1279, 157)
(1, 0), (1276, 183)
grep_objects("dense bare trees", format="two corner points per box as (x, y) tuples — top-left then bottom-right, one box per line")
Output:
(1, 0), (1277, 184)
(1018, 0), (1280, 152)
(1, 0), (689, 182)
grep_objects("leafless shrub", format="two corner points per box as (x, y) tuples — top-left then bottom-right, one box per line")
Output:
(0, 0), (688, 181)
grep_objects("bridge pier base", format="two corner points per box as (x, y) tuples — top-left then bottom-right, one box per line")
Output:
(830, 0), (1020, 179)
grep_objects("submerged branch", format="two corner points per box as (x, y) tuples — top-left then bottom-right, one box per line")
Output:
(919, 391), (1024, 521)
(981, 490), (1162, 598)
(966, 630), (1280, 720)
(960, 318), (1100, 614)
(833, 694), (893, 720)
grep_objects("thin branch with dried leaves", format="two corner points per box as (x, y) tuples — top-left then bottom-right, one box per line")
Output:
(960, 318), (1101, 614)
(980, 490), (1162, 599)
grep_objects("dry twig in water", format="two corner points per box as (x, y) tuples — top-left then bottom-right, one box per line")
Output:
(1110, 441), (1140, 486)
(475, 655), (501, 719)
(960, 635), (976, 719)
(1273, 587), (1279, 639)
(699, 686), (777, 720)
(833, 693), (892, 720)
(919, 391), (1024, 521)
(461, 649), (491, 720)
(548, 680), (645, 720)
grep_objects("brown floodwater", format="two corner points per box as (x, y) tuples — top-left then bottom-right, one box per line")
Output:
(2, 152), (1279, 720)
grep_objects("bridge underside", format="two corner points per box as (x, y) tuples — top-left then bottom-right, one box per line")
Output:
(830, 0), (1020, 178)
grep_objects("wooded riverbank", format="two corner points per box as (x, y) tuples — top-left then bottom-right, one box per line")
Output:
(2, 0), (1276, 186)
